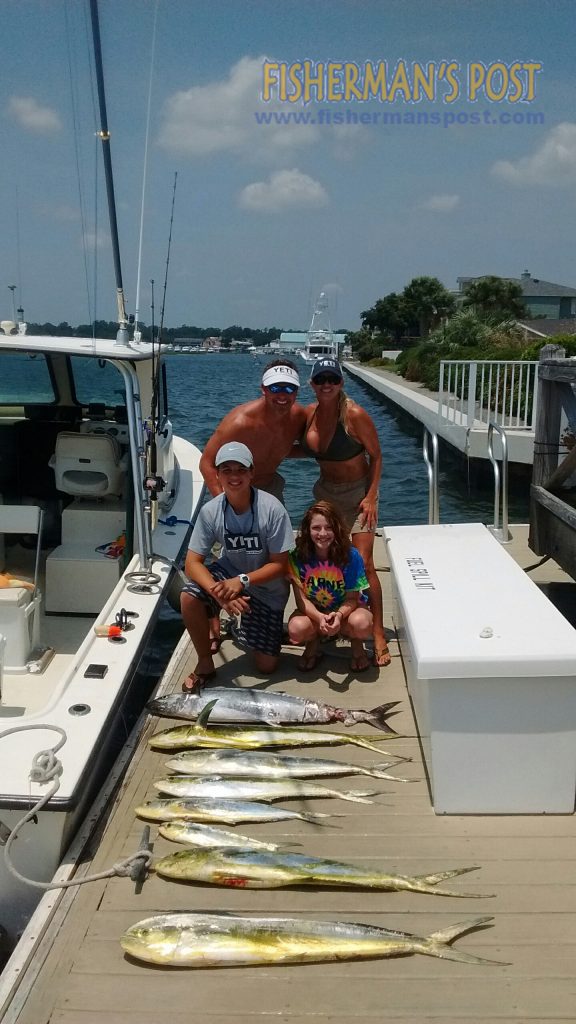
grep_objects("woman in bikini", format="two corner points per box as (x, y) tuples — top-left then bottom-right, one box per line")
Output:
(288, 500), (373, 673)
(299, 358), (390, 668)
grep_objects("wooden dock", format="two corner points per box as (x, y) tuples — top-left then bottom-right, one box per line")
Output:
(4, 527), (576, 1024)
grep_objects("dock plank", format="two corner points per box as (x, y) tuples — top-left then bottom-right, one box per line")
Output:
(7, 526), (576, 1024)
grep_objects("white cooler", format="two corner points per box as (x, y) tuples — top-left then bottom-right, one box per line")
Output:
(385, 523), (576, 814)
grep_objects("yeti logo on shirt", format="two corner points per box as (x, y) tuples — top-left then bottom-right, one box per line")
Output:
(224, 533), (262, 552)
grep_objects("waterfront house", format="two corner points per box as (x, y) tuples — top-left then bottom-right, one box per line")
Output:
(457, 270), (576, 320)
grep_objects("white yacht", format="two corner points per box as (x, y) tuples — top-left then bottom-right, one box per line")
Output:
(300, 292), (339, 364)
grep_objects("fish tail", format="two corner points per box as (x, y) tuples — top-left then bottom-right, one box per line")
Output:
(369, 763), (416, 782)
(338, 788), (378, 804)
(349, 737), (409, 757)
(410, 867), (494, 898)
(415, 866), (480, 885)
(347, 704), (401, 732)
(421, 917), (508, 964)
(299, 811), (343, 827)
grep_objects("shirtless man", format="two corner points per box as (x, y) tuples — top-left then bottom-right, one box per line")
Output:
(199, 359), (307, 651)
(200, 359), (307, 504)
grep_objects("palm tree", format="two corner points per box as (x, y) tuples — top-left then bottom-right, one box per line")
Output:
(462, 276), (526, 319)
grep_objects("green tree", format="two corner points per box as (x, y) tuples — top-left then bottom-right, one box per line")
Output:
(462, 276), (526, 320)
(347, 328), (381, 362)
(361, 293), (411, 341)
(401, 276), (455, 338)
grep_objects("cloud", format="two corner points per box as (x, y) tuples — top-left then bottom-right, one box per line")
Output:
(238, 169), (329, 212)
(158, 55), (367, 162)
(492, 122), (576, 185)
(82, 229), (110, 251)
(420, 194), (460, 213)
(47, 204), (80, 222)
(159, 56), (317, 159)
(7, 96), (62, 134)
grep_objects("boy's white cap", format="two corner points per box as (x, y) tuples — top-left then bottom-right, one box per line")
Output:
(215, 441), (254, 468)
(261, 365), (300, 388)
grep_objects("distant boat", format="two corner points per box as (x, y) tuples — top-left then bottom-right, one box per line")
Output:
(300, 292), (338, 364)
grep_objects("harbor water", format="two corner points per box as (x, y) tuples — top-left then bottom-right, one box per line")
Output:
(166, 351), (530, 527)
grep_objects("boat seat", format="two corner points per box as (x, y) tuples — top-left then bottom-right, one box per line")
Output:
(49, 431), (128, 498)
(0, 504), (43, 672)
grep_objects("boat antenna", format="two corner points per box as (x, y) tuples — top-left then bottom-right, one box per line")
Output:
(89, 0), (129, 343)
(133, 0), (159, 342)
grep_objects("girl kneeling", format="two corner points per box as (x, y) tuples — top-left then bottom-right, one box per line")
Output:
(288, 501), (373, 674)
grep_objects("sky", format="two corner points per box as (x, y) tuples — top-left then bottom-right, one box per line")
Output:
(1, 0), (575, 332)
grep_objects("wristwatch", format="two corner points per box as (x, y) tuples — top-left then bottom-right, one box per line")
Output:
(238, 573), (250, 590)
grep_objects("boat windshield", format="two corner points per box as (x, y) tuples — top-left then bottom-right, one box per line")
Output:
(70, 356), (126, 408)
(0, 351), (127, 417)
(0, 352), (56, 405)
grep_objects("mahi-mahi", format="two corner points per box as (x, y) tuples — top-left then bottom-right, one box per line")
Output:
(164, 748), (413, 781)
(136, 797), (340, 826)
(120, 912), (505, 967)
(154, 847), (493, 897)
(153, 776), (379, 804)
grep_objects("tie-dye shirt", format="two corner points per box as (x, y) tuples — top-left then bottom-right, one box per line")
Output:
(288, 547), (368, 612)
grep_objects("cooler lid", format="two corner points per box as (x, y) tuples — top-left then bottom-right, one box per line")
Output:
(384, 523), (576, 679)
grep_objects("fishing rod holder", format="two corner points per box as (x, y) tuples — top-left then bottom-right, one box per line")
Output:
(124, 567), (162, 592)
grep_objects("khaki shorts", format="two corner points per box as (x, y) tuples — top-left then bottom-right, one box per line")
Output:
(313, 474), (377, 534)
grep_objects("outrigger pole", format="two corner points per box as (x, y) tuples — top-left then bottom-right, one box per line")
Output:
(89, 0), (129, 341)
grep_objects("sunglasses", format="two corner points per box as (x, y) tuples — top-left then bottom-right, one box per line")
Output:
(313, 374), (341, 386)
(267, 383), (298, 394)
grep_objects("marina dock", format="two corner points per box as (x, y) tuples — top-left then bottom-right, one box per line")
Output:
(344, 362), (536, 466)
(3, 527), (576, 1022)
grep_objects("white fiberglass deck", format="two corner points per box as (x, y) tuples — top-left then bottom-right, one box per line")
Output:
(4, 527), (576, 1024)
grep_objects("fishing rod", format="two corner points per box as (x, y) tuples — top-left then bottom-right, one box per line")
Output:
(89, 0), (129, 340)
(144, 174), (178, 527)
(157, 171), (178, 346)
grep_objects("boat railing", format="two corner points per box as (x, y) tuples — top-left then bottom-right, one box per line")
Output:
(487, 421), (512, 543)
(422, 423), (511, 540)
(423, 428), (440, 524)
(438, 359), (539, 433)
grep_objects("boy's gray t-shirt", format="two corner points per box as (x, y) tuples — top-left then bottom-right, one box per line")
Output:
(189, 488), (294, 610)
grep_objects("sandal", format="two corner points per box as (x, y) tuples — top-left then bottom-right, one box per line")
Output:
(182, 670), (216, 693)
(373, 642), (392, 668)
(350, 653), (370, 673)
(298, 650), (324, 673)
(209, 636), (222, 655)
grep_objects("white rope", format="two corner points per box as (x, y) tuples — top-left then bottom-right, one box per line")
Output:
(0, 725), (152, 891)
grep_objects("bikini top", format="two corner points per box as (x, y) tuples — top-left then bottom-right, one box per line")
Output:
(300, 410), (365, 462)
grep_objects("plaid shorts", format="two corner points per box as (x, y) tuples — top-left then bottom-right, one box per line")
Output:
(182, 562), (284, 657)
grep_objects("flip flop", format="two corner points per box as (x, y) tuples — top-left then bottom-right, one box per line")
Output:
(373, 643), (392, 668)
(209, 637), (222, 655)
(298, 651), (324, 673)
(350, 654), (370, 673)
(182, 670), (216, 693)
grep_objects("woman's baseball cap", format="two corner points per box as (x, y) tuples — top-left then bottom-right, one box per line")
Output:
(261, 365), (300, 388)
(311, 358), (343, 381)
(215, 441), (254, 468)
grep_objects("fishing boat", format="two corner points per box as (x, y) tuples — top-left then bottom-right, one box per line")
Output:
(300, 291), (339, 364)
(0, 1), (204, 949)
